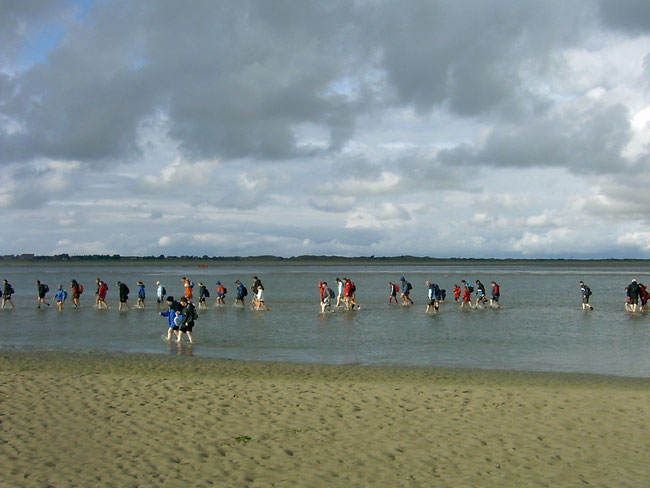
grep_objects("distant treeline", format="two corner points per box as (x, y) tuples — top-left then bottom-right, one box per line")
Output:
(2, 254), (650, 267)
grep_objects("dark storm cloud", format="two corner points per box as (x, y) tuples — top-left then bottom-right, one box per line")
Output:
(368, 0), (592, 116)
(597, 0), (650, 33)
(0, 0), (71, 66)
(2, 0), (606, 169)
(438, 102), (633, 174)
(0, 0), (367, 166)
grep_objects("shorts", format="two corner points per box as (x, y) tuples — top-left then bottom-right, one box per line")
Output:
(72, 294), (80, 299)
(629, 297), (638, 305)
(216, 293), (225, 298)
(199, 297), (206, 303)
(157, 297), (164, 303)
(492, 295), (499, 302)
(181, 321), (194, 333)
(477, 291), (485, 298)
(120, 298), (128, 303)
(427, 299), (436, 306)
(236, 294), (244, 300)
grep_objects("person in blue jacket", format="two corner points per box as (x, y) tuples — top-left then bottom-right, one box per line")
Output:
(160, 296), (182, 341)
(400, 276), (414, 305)
(234, 280), (247, 307)
(136, 281), (146, 309)
(425, 281), (440, 313)
(54, 284), (67, 312)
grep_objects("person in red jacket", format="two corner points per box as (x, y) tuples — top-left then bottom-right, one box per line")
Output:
(490, 281), (501, 309)
(388, 281), (399, 305)
(460, 280), (473, 311)
(638, 283), (648, 312)
(97, 280), (109, 309)
(343, 278), (359, 310)
(215, 281), (227, 306)
(182, 277), (193, 299)
(453, 284), (461, 301)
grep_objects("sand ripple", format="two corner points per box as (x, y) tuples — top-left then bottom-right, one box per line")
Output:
(1, 351), (648, 487)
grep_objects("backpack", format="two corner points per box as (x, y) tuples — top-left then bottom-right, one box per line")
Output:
(468, 285), (474, 293)
(44, 284), (50, 294)
(222, 287), (227, 294)
(329, 288), (335, 299)
(8, 285), (14, 294)
(189, 304), (198, 321)
(189, 281), (195, 288)
(407, 282), (413, 291)
(349, 282), (356, 293)
(77, 284), (84, 294)
(393, 284), (399, 293)
(204, 288), (211, 297)
(241, 286), (248, 297)
(585, 286), (592, 297)
(161, 286), (167, 295)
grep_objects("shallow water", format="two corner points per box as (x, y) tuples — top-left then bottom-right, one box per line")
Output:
(1, 262), (649, 377)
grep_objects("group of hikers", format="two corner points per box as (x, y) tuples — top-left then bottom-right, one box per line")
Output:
(622, 279), (649, 312)
(0, 276), (270, 312)
(2, 275), (649, 315)
(31, 278), (148, 312)
(318, 277), (360, 313)
(387, 277), (501, 313)
(317, 277), (499, 314)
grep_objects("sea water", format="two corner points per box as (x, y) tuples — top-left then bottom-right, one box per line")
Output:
(1, 262), (649, 377)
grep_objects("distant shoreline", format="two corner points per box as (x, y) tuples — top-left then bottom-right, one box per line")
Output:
(3, 255), (650, 267)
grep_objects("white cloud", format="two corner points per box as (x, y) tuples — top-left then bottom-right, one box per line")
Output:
(328, 172), (400, 197)
(509, 229), (573, 255)
(617, 232), (650, 251)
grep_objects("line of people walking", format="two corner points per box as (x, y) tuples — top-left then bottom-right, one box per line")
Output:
(318, 278), (360, 313)
(0, 276), (272, 312)
(4, 275), (650, 314)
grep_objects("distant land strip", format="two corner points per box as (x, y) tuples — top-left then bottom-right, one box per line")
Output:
(2, 254), (650, 267)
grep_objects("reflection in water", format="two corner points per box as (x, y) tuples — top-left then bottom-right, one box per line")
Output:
(166, 341), (194, 356)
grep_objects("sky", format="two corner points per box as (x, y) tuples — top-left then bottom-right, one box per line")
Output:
(1, 0), (650, 258)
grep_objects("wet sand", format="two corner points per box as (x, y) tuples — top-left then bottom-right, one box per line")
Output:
(1, 351), (648, 487)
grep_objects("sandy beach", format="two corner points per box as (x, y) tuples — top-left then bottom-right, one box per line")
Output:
(0, 351), (648, 487)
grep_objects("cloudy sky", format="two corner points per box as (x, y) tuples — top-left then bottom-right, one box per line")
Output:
(1, 0), (650, 258)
